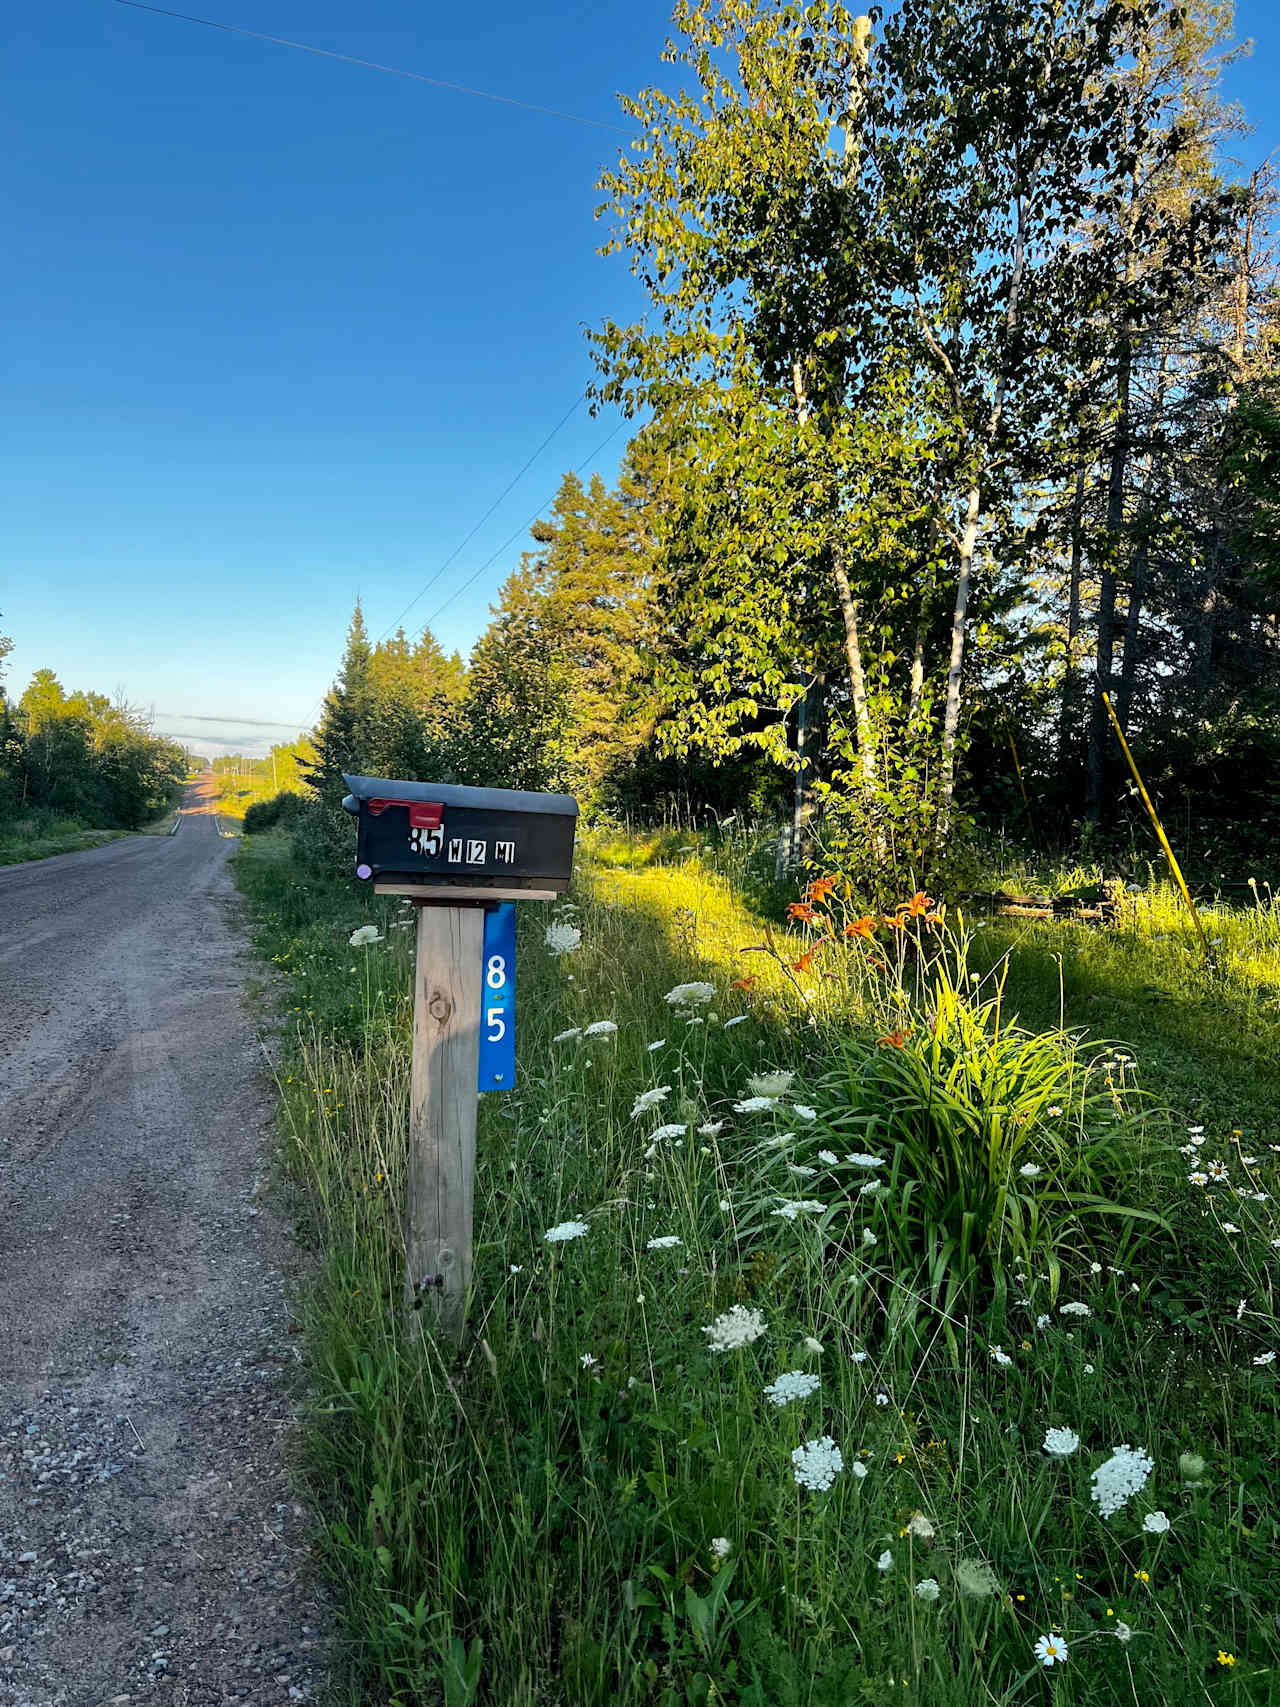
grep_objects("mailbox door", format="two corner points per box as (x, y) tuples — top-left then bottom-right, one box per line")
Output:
(359, 801), (574, 884)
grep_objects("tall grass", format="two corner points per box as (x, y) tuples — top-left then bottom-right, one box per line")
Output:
(235, 833), (1280, 1706)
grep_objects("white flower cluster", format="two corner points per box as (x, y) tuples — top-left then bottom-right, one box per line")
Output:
(1043, 1427), (1080, 1458)
(763, 1370), (820, 1407)
(552, 1027), (582, 1044)
(648, 1123), (687, 1142)
(1090, 1444), (1154, 1518)
(792, 1104), (818, 1122)
(773, 1200), (826, 1221)
(747, 1070), (795, 1099)
(735, 1096), (776, 1114)
(543, 1219), (590, 1243)
(664, 981), (716, 1008)
(348, 924), (383, 947)
(791, 1435), (843, 1490)
(845, 1152), (885, 1168)
(646, 1235), (683, 1250)
(631, 1085), (671, 1118)
(703, 1305), (767, 1352)
(544, 921), (582, 956)
(582, 1019), (617, 1037)
(1059, 1301), (1092, 1317)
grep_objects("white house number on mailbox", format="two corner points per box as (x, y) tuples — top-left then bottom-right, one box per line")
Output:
(408, 824), (445, 856)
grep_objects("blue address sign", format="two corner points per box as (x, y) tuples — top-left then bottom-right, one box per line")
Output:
(477, 903), (516, 1093)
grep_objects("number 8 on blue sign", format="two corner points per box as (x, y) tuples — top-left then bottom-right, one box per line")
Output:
(478, 904), (517, 1092)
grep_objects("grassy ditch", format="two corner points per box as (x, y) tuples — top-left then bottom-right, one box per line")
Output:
(0, 810), (131, 865)
(235, 828), (1280, 1706)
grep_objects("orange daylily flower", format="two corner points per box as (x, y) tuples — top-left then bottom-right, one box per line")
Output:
(804, 874), (839, 904)
(731, 975), (757, 991)
(787, 901), (818, 924)
(903, 891), (936, 917)
(880, 913), (906, 931)
(876, 1027), (913, 1048)
(844, 915), (877, 942)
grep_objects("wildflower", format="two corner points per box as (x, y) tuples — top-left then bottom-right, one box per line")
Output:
(580, 1352), (599, 1370)
(1217, 1651), (1236, 1667)
(348, 925), (383, 946)
(748, 1070), (795, 1099)
(851, 1460), (868, 1479)
(845, 915), (877, 941)
(1018, 1163), (1041, 1178)
(1036, 1314), (1052, 1330)
(792, 1103), (817, 1121)
(792, 1436), (844, 1491)
(1187, 1171), (1209, 1186)
(1179, 1451), (1206, 1481)
(1091, 1445), (1155, 1518)
(1222, 1223), (1241, 1234)
(718, 1198), (731, 1212)
(1048, 1105), (1063, 1117)
(1083, 1363), (1095, 1375)
(552, 1027), (582, 1045)
(509, 1264), (523, 1274)
(763, 1371), (820, 1407)
(1133, 1570), (1149, 1583)
(859, 1180), (883, 1197)
(1033, 1634), (1068, 1668)
(544, 1220), (590, 1243)
(804, 875), (839, 903)
(914, 1578), (941, 1602)
(875, 1390), (890, 1406)
(1043, 1428), (1080, 1457)
(956, 1559), (999, 1598)
(698, 1120), (725, 1137)
(846, 1152), (885, 1168)
(646, 1235), (682, 1250)
(709, 1537), (731, 1560)
(850, 1350), (868, 1363)
(876, 1549), (894, 1571)
(631, 1086), (671, 1119)
(664, 981), (715, 1008)
(861, 1229), (878, 1247)
(989, 1345), (1013, 1366)
(787, 901), (818, 924)
(906, 1513), (935, 1540)
(703, 1305), (767, 1352)
(774, 1200), (825, 1221)
(1253, 1350), (1276, 1366)
(803, 1337), (824, 1356)
(649, 1123), (688, 1142)
(583, 1020), (617, 1037)
(735, 1096), (776, 1114)
(544, 921), (582, 956)
(1142, 1511), (1170, 1534)
(723, 1015), (749, 1029)
(647, 1039), (666, 1052)
(1207, 1160), (1230, 1181)
(788, 1163), (817, 1178)
(876, 1028), (911, 1048)
(1059, 1301), (1091, 1317)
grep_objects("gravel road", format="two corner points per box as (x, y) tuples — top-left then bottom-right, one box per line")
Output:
(0, 780), (329, 1705)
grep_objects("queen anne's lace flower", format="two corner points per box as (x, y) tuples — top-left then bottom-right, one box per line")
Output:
(544, 921), (582, 956)
(709, 1536), (731, 1560)
(703, 1305), (766, 1351)
(664, 981), (715, 1008)
(914, 1578), (941, 1601)
(348, 925), (383, 946)
(774, 1199), (826, 1221)
(748, 1070), (795, 1099)
(876, 1549), (893, 1571)
(1142, 1510), (1170, 1533)
(791, 1436), (843, 1490)
(818, 1149), (838, 1165)
(845, 1153), (886, 1168)
(646, 1235), (682, 1250)
(631, 1086), (671, 1118)
(648, 1123), (688, 1142)
(735, 1096), (776, 1114)
(1043, 1427), (1080, 1457)
(552, 1028), (582, 1044)
(582, 1019), (617, 1036)
(698, 1120), (725, 1137)
(859, 1180), (882, 1197)
(1059, 1301), (1091, 1317)
(906, 1512), (935, 1540)
(543, 1220), (589, 1243)
(792, 1104), (818, 1121)
(1090, 1444), (1154, 1518)
(723, 1014), (749, 1029)
(763, 1370), (820, 1407)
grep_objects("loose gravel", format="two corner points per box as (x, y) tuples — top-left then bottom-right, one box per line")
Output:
(0, 783), (331, 1704)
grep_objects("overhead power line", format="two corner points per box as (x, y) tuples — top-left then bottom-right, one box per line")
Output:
(111, 1), (630, 134)
(375, 391), (588, 643)
(153, 710), (310, 727)
(421, 418), (629, 629)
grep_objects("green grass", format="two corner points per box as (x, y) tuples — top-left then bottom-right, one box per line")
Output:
(0, 811), (132, 864)
(234, 830), (1280, 1706)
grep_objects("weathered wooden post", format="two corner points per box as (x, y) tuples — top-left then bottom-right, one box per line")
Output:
(341, 776), (577, 1339)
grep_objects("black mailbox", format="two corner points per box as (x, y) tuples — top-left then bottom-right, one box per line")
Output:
(341, 774), (578, 894)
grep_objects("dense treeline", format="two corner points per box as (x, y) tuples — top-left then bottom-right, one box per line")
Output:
(296, 0), (1278, 883)
(0, 633), (187, 831)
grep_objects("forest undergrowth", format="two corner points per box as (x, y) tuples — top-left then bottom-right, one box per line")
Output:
(235, 823), (1280, 1706)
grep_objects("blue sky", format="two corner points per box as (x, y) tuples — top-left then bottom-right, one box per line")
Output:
(4, 0), (1278, 756)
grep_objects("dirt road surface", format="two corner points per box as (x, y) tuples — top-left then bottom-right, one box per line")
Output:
(0, 780), (328, 1705)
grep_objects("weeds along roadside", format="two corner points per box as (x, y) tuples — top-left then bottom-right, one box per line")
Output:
(233, 828), (1280, 1706)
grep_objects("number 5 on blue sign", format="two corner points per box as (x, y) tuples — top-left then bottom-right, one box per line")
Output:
(478, 904), (516, 1092)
